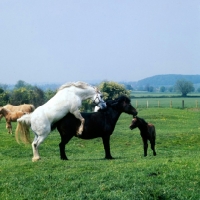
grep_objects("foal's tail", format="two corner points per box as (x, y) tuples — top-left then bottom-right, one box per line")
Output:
(152, 125), (156, 140)
(15, 114), (32, 144)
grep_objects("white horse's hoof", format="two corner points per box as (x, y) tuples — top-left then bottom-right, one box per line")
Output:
(76, 131), (82, 136)
(32, 157), (41, 162)
(76, 128), (83, 135)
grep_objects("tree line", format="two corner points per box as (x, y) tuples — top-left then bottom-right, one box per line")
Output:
(135, 79), (196, 97)
(0, 79), (196, 111)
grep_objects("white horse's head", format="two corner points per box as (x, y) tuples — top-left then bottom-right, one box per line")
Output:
(93, 90), (107, 109)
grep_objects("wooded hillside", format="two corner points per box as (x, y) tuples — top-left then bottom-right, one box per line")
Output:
(135, 74), (200, 87)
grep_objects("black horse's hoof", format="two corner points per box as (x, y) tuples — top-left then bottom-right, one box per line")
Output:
(61, 157), (68, 160)
(105, 156), (114, 160)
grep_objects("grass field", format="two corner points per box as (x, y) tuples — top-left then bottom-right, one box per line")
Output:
(0, 106), (200, 199)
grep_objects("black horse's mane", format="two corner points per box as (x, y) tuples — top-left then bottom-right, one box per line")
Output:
(95, 95), (130, 113)
(106, 95), (130, 107)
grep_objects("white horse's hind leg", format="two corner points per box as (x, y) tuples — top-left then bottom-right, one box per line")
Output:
(72, 110), (85, 135)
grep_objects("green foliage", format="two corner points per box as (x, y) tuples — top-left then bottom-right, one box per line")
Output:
(0, 88), (4, 94)
(14, 80), (33, 90)
(0, 80), (52, 107)
(29, 87), (45, 107)
(9, 88), (30, 104)
(0, 83), (9, 91)
(0, 91), (10, 106)
(168, 86), (174, 92)
(44, 89), (56, 102)
(99, 81), (130, 100)
(159, 86), (166, 92)
(174, 79), (195, 97)
(0, 107), (200, 199)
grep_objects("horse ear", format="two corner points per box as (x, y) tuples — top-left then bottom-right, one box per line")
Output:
(95, 87), (99, 93)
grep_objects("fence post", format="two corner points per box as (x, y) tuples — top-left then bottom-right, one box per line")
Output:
(182, 100), (184, 108)
(147, 100), (149, 108)
(158, 100), (160, 107)
(170, 100), (172, 108)
(136, 100), (138, 108)
(196, 100), (198, 108)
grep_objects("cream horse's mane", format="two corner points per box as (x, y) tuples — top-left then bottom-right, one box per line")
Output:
(57, 81), (96, 92)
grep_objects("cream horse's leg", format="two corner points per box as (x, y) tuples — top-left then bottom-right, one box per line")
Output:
(72, 110), (85, 135)
(6, 122), (12, 134)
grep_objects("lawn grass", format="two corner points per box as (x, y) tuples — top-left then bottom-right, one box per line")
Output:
(0, 107), (200, 199)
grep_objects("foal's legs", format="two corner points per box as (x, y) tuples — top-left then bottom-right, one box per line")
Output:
(142, 137), (148, 157)
(150, 138), (156, 156)
(71, 110), (85, 135)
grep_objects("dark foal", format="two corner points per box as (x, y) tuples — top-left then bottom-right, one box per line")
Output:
(129, 116), (156, 157)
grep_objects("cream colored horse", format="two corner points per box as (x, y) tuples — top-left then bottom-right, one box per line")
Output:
(0, 104), (35, 121)
(0, 107), (26, 134)
(15, 81), (106, 162)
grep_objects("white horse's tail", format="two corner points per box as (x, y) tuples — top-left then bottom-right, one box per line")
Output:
(15, 114), (32, 144)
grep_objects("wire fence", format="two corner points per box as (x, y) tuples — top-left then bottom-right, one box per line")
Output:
(131, 98), (200, 109)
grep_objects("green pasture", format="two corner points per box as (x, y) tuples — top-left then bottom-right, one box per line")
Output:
(0, 107), (200, 199)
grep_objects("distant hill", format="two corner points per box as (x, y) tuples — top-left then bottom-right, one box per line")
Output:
(135, 74), (200, 87)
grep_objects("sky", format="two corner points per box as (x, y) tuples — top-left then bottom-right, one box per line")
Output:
(0, 0), (200, 85)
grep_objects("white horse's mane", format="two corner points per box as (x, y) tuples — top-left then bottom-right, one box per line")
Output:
(57, 81), (95, 92)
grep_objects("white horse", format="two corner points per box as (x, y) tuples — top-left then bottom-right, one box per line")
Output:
(94, 106), (100, 112)
(15, 81), (106, 161)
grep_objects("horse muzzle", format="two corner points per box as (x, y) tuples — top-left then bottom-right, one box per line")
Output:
(132, 110), (138, 117)
(98, 102), (107, 109)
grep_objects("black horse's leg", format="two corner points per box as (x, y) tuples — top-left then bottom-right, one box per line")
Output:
(102, 136), (113, 159)
(150, 138), (156, 156)
(59, 134), (73, 160)
(142, 137), (148, 157)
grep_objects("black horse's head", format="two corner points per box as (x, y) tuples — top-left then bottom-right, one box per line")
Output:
(106, 95), (138, 116)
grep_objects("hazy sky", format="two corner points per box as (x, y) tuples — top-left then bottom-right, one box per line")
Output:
(0, 0), (200, 84)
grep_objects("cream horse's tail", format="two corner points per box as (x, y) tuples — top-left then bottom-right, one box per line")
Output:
(15, 114), (32, 144)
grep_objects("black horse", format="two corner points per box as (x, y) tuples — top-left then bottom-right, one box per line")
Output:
(54, 95), (138, 160)
(129, 116), (156, 157)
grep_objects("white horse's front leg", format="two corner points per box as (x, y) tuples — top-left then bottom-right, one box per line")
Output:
(72, 110), (85, 135)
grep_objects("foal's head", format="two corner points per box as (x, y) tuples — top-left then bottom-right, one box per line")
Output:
(129, 116), (147, 130)
(129, 117), (139, 130)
